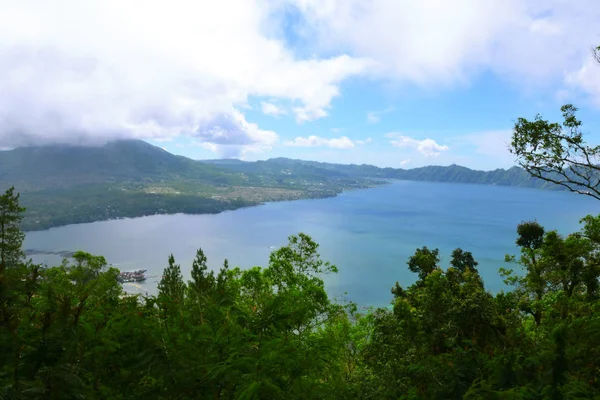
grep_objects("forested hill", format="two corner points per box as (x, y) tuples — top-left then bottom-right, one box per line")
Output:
(200, 157), (556, 190)
(0, 139), (558, 230)
(0, 139), (248, 192)
(0, 140), (382, 230)
(1, 139), (556, 192)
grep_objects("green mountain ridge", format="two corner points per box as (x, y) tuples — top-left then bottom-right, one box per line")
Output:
(0, 139), (248, 192)
(0, 139), (563, 231)
(201, 156), (555, 189)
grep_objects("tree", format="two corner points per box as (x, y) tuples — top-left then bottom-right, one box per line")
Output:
(362, 247), (502, 399)
(0, 188), (27, 395)
(510, 45), (600, 200)
(158, 254), (185, 306)
(0, 187), (25, 271)
(407, 246), (440, 281)
(516, 221), (545, 251)
(0, 187), (27, 334)
(450, 248), (478, 273)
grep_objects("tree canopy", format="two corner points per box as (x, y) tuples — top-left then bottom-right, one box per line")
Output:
(1, 187), (600, 399)
(510, 45), (600, 200)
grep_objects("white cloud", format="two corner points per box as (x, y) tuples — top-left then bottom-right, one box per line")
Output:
(367, 112), (381, 124)
(387, 133), (449, 157)
(355, 137), (373, 145)
(449, 130), (515, 168)
(400, 158), (411, 166)
(565, 55), (600, 107)
(287, 0), (600, 92)
(285, 135), (356, 149)
(367, 107), (394, 124)
(193, 110), (278, 157)
(453, 130), (512, 157)
(260, 101), (287, 117)
(0, 0), (372, 156)
(3, 0), (599, 162)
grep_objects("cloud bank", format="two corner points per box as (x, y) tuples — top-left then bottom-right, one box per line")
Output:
(0, 0), (371, 155)
(1, 0), (599, 159)
(287, 0), (600, 91)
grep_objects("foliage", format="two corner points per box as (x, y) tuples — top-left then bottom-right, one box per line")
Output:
(510, 45), (600, 200)
(511, 104), (600, 200)
(0, 187), (25, 270)
(2, 187), (600, 399)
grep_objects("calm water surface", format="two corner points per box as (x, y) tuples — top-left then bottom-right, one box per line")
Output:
(24, 181), (600, 307)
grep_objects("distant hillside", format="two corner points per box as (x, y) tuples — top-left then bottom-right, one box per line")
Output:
(0, 140), (380, 230)
(1, 140), (554, 194)
(0, 140), (246, 192)
(201, 157), (558, 190)
(392, 164), (556, 189)
(0, 139), (568, 230)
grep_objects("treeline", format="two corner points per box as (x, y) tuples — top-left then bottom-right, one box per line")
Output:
(204, 157), (558, 191)
(18, 184), (259, 231)
(17, 183), (355, 231)
(1, 186), (600, 398)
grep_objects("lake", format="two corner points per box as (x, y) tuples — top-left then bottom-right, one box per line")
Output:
(23, 181), (600, 307)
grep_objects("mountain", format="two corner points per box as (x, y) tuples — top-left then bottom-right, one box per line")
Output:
(391, 164), (555, 189)
(0, 139), (562, 231)
(201, 157), (557, 190)
(0, 140), (380, 230)
(0, 139), (246, 192)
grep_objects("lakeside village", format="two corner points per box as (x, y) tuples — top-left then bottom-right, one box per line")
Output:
(117, 269), (147, 283)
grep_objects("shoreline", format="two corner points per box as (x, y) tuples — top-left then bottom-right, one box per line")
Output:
(20, 178), (575, 233)
(21, 182), (385, 233)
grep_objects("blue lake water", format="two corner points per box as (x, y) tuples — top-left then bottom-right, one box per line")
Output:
(23, 181), (600, 307)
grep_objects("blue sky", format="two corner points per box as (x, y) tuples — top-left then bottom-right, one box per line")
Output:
(155, 71), (600, 170)
(2, 1), (600, 170)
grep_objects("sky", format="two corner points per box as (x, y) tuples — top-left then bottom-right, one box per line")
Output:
(1, 0), (600, 170)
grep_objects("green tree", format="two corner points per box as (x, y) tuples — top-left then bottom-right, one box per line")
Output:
(407, 246), (440, 281)
(0, 187), (27, 396)
(450, 248), (479, 273)
(510, 45), (600, 200)
(361, 247), (502, 399)
(158, 254), (185, 305)
(189, 247), (215, 296)
(498, 218), (600, 397)
(0, 187), (25, 271)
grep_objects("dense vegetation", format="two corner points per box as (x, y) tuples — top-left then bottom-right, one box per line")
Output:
(0, 139), (566, 231)
(2, 186), (600, 399)
(0, 140), (379, 231)
(204, 158), (556, 190)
